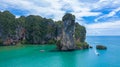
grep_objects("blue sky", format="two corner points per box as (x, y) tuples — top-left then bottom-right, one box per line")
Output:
(0, 0), (120, 36)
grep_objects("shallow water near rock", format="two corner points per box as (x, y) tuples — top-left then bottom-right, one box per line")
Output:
(0, 36), (120, 67)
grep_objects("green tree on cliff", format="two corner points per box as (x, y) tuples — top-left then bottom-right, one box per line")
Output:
(75, 23), (86, 42)
(0, 10), (16, 38)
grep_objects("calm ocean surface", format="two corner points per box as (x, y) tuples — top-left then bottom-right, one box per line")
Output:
(0, 36), (120, 67)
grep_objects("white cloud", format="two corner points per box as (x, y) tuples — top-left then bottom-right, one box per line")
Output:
(0, 0), (65, 20)
(1, 0), (120, 20)
(15, 15), (20, 18)
(0, 0), (102, 21)
(95, 7), (120, 22)
(92, 0), (120, 10)
(73, 12), (101, 18)
(86, 21), (120, 36)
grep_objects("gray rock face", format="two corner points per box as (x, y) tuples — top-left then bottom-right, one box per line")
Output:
(57, 13), (76, 50)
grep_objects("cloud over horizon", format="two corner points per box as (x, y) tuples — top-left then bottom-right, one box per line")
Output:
(0, 0), (120, 36)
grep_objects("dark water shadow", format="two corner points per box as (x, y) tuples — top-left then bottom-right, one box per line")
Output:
(49, 49), (76, 52)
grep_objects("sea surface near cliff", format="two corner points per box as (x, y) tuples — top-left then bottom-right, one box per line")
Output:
(0, 36), (120, 67)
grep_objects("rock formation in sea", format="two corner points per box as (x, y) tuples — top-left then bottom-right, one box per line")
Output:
(56, 13), (89, 50)
(96, 45), (107, 50)
(56, 13), (76, 50)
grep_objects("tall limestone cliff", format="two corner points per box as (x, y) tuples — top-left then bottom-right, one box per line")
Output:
(57, 13), (76, 50)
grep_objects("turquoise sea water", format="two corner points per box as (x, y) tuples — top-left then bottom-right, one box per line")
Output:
(0, 36), (120, 67)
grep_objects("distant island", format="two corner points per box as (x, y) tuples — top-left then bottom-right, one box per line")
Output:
(0, 10), (89, 50)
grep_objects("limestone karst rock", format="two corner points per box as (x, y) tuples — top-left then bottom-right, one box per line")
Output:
(57, 13), (76, 50)
(0, 11), (88, 47)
